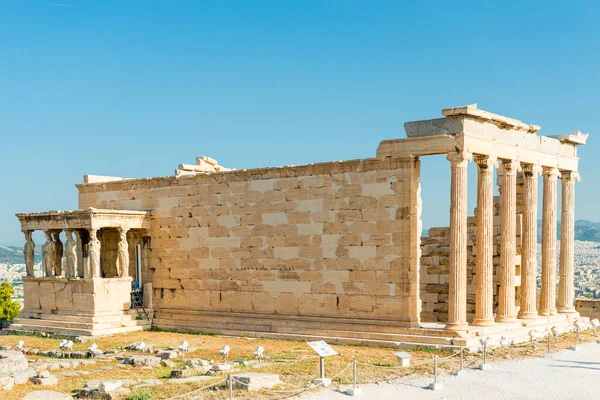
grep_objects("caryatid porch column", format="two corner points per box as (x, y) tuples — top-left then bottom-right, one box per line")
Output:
(446, 151), (472, 330)
(473, 155), (497, 326)
(539, 167), (559, 316)
(558, 171), (580, 314)
(86, 229), (101, 278)
(116, 228), (130, 278)
(23, 230), (35, 277)
(496, 159), (519, 322)
(519, 164), (542, 319)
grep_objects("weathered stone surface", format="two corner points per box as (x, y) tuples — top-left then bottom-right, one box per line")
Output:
(12, 369), (36, 384)
(228, 373), (282, 391)
(124, 356), (161, 366)
(212, 363), (232, 372)
(0, 376), (15, 390)
(22, 390), (73, 400)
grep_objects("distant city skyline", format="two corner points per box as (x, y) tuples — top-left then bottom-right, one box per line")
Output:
(1, 1), (598, 245)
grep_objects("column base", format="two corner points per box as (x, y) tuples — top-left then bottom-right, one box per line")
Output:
(495, 316), (518, 323)
(472, 318), (495, 327)
(557, 307), (577, 315)
(517, 311), (539, 320)
(445, 322), (469, 331)
(538, 309), (558, 317)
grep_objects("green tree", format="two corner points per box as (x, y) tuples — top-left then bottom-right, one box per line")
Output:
(0, 282), (21, 321)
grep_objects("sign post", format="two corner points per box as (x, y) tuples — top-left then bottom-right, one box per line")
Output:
(307, 341), (338, 387)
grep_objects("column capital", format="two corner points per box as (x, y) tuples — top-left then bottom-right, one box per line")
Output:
(542, 166), (561, 178)
(500, 159), (521, 173)
(559, 170), (581, 182)
(447, 151), (472, 165)
(521, 163), (543, 176)
(474, 154), (498, 169)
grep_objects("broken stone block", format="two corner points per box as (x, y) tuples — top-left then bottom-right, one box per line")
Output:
(156, 350), (178, 360)
(170, 368), (196, 378)
(186, 358), (211, 367)
(99, 380), (122, 392)
(124, 356), (161, 366)
(161, 360), (175, 367)
(228, 373), (282, 391)
(12, 368), (36, 384)
(212, 363), (232, 372)
(31, 371), (59, 386)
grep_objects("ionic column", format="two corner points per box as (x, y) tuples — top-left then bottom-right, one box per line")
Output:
(497, 159), (519, 322)
(539, 167), (559, 316)
(519, 164), (542, 319)
(446, 151), (472, 330)
(472, 155), (496, 326)
(558, 171), (579, 314)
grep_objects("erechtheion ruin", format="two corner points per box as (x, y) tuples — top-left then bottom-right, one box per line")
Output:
(10, 104), (590, 347)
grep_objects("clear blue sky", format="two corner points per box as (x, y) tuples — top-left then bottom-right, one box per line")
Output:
(0, 1), (598, 245)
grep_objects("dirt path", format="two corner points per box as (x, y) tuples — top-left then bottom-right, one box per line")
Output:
(303, 342), (600, 400)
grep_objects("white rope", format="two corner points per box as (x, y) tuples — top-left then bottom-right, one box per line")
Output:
(166, 378), (227, 400)
(257, 361), (355, 394)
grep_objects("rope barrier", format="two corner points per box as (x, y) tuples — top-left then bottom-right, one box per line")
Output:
(166, 378), (227, 400)
(163, 328), (590, 400)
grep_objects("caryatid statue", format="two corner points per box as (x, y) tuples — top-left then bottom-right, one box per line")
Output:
(63, 229), (77, 278)
(116, 229), (129, 278)
(52, 231), (63, 276)
(42, 231), (55, 277)
(88, 229), (101, 278)
(23, 231), (35, 277)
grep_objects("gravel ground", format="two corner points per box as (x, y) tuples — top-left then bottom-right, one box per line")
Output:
(303, 342), (600, 400)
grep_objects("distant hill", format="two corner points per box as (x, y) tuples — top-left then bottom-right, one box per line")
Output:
(574, 220), (600, 242)
(0, 245), (41, 264)
(535, 220), (600, 243)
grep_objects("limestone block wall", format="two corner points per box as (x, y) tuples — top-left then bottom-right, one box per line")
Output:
(420, 194), (523, 323)
(77, 157), (423, 330)
(21, 277), (132, 316)
(575, 299), (600, 320)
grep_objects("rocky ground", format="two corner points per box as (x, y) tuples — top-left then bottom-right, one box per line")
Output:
(0, 328), (597, 399)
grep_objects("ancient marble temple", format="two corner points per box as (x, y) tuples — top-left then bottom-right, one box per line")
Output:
(10, 105), (589, 346)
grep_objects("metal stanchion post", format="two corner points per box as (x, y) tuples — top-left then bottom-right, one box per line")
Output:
(455, 346), (466, 376)
(479, 341), (491, 370)
(229, 373), (233, 400)
(429, 355), (443, 390)
(346, 358), (362, 396)
(314, 356), (332, 386)
(545, 332), (553, 359)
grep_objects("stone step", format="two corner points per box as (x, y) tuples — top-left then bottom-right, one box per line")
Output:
(13, 317), (150, 331)
(154, 309), (469, 339)
(152, 316), (458, 347)
(153, 318), (461, 348)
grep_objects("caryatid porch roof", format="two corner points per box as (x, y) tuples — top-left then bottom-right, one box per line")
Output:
(16, 208), (152, 232)
(377, 104), (588, 171)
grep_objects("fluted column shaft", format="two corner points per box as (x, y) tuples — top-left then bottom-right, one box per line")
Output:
(539, 168), (559, 316)
(446, 151), (471, 330)
(473, 156), (496, 326)
(497, 159), (519, 322)
(519, 164), (541, 319)
(558, 171), (579, 313)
